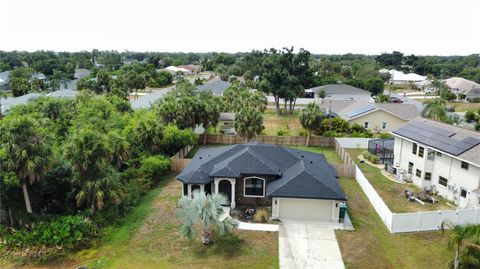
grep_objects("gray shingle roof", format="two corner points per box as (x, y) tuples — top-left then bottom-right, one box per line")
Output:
(48, 89), (78, 98)
(131, 87), (174, 110)
(1, 93), (43, 114)
(320, 100), (420, 121)
(195, 79), (231, 94)
(177, 143), (346, 200)
(308, 84), (371, 95)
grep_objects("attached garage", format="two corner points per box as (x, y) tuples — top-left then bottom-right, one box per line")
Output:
(278, 198), (337, 222)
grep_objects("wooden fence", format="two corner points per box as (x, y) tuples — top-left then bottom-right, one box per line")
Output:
(198, 134), (334, 147)
(170, 145), (194, 172)
(331, 163), (356, 178)
(334, 138), (354, 165)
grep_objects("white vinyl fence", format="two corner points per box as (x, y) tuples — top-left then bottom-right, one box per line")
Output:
(335, 138), (371, 149)
(354, 166), (480, 233)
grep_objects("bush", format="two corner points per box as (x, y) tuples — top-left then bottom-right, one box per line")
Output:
(253, 208), (269, 223)
(363, 151), (380, 163)
(465, 110), (479, 123)
(139, 155), (171, 179)
(161, 124), (198, 156)
(298, 129), (308, 137)
(468, 97), (480, 103)
(475, 122), (480, 132)
(276, 129), (289, 136)
(322, 131), (339, 137)
(0, 215), (93, 250)
(379, 133), (393, 139)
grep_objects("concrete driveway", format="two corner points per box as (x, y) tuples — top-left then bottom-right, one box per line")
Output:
(279, 222), (345, 269)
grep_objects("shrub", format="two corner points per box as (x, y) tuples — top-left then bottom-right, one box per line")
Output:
(465, 110), (479, 123)
(322, 131), (339, 137)
(475, 122), (480, 132)
(276, 129), (289, 136)
(363, 151), (380, 163)
(253, 208), (269, 223)
(379, 133), (393, 139)
(161, 124), (198, 156)
(468, 97), (480, 103)
(0, 215), (93, 250)
(139, 155), (171, 179)
(298, 129), (308, 137)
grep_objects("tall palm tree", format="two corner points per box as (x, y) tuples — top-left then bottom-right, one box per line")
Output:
(198, 93), (221, 145)
(442, 222), (480, 269)
(234, 107), (264, 142)
(299, 102), (324, 146)
(0, 116), (53, 213)
(422, 99), (449, 122)
(177, 190), (238, 245)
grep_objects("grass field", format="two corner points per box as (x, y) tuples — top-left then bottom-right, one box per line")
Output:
(290, 146), (342, 164)
(262, 110), (304, 136)
(7, 174), (278, 269)
(346, 149), (452, 213)
(336, 177), (453, 269)
(447, 102), (480, 112)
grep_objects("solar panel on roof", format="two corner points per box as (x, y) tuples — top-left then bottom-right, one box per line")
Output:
(346, 105), (375, 118)
(463, 137), (480, 146)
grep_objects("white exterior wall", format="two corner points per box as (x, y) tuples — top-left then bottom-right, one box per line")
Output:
(393, 136), (480, 208)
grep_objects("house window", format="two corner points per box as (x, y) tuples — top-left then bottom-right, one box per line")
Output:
(427, 149), (435, 161)
(425, 172), (432, 181)
(244, 177), (265, 197)
(418, 147), (424, 158)
(382, 122), (387, 129)
(416, 169), (422, 178)
(412, 143), (417, 154)
(364, 122), (369, 129)
(461, 161), (469, 170)
(408, 162), (414, 174)
(460, 189), (467, 198)
(436, 152), (442, 157)
(439, 176), (448, 187)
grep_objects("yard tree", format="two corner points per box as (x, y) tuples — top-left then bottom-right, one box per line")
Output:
(63, 127), (123, 214)
(97, 70), (111, 93)
(234, 107), (264, 142)
(198, 92), (221, 145)
(177, 190), (238, 245)
(123, 70), (145, 100)
(9, 67), (34, 96)
(422, 100), (449, 123)
(126, 110), (164, 154)
(299, 103), (324, 147)
(442, 222), (480, 269)
(0, 115), (53, 213)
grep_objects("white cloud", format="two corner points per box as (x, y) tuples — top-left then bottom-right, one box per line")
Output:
(2, 0), (479, 55)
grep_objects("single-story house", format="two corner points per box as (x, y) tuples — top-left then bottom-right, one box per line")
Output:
(165, 65), (192, 75)
(178, 65), (200, 74)
(444, 77), (480, 101)
(195, 78), (231, 97)
(379, 69), (427, 85)
(48, 89), (78, 99)
(306, 84), (373, 102)
(320, 100), (420, 133)
(1, 93), (43, 115)
(392, 118), (480, 208)
(177, 143), (346, 222)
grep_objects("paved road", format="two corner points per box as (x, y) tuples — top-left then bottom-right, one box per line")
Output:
(279, 222), (345, 269)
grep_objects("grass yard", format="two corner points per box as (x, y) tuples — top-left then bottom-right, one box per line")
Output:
(8, 174), (278, 269)
(336, 177), (453, 269)
(346, 149), (452, 213)
(262, 110), (304, 136)
(290, 146), (342, 164)
(447, 102), (480, 112)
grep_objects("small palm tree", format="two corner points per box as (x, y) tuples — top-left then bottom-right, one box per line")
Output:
(177, 190), (238, 245)
(299, 102), (323, 146)
(234, 107), (264, 142)
(442, 222), (480, 269)
(422, 99), (448, 122)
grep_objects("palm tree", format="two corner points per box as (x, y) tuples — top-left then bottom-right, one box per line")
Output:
(0, 116), (53, 213)
(177, 190), (238, 245)
(442, 222), (480, 269)
(198, 93), (221, 145)
(422, 99), (449, 122)
(299, 103), (323, 146)
(234, 107), (264, 142)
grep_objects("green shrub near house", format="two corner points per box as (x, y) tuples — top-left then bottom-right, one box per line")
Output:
(363, 151), (380, 163)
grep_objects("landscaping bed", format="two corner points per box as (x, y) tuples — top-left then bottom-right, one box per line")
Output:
(346, 149), (452, 213)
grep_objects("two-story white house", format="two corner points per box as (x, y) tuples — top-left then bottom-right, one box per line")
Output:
(391, 118), (480, 209)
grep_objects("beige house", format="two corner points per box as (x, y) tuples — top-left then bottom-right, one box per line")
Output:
(320, 100), (420, 133)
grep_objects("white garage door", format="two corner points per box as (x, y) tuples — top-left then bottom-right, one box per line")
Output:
(279, 198), (333, 222)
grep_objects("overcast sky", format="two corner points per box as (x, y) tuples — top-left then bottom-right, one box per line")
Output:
(2, 0), (479, 55)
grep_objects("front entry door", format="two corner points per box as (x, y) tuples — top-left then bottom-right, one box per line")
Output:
(218, 180), (232, 205)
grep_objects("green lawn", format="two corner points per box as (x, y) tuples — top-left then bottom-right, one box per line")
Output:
(347, 149), (452, 213)
(8, 174), (278, 269)
(290, 146), (342, 164)
(262, 110), (304, 136)
(336, 177), (453, 269)
(447, 102), (480, 112)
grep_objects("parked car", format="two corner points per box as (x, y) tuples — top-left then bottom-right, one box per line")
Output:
(390, 97), (404, 103)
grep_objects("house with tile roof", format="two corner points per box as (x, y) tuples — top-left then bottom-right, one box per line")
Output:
(392, 118), (480, 208)
(320, 100), (420, 133)
(177, 143), (346, 222)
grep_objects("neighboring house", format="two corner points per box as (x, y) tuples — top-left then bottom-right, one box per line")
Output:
(195, 78), (231, 97)
(178, 65), (200, 74)
(306, 84), (373, 102)
(177, 143), (346, 222)
(219, 112), (235, 134)
(32, 72), (47, 81)
(130, 87), (174, 110)
(165, 65), (192, 75)
(1, 93), (43, 115)
(380, 69), (427, 85)
(74, 68), (91, 79)
(48, 89), (78, 99)
(320, 100), (420, 133)
(0, 71), (11, 91)
(392, 118), (480, 209)
(444, 77), (480, 101)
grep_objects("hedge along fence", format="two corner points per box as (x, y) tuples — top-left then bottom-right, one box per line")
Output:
(198, 134), (334, 147)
